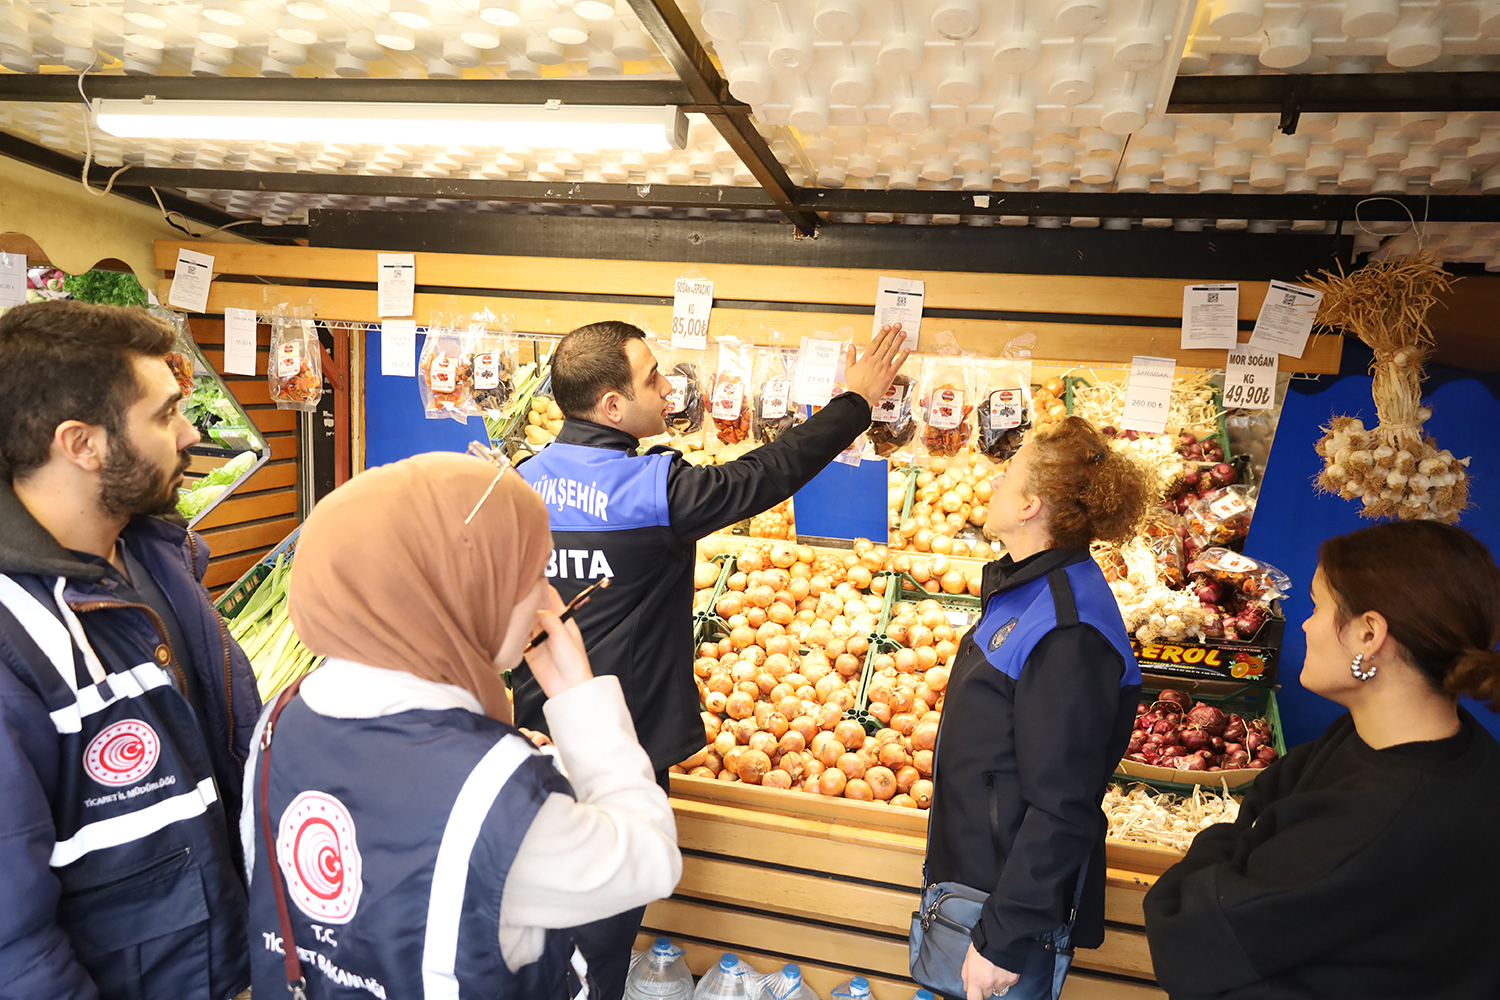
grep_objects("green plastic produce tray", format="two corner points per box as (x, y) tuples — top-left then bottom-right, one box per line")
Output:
(215, 526), (302, 620)
(691, 552), (737, 650)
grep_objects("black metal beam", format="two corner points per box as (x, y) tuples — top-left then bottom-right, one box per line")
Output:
(625, 0), (821, 236)
(1168, 72), (1500, 116)
(2, 73), (707, 109)
(111, 167), (775, 208)
(0, 129), (300, 241)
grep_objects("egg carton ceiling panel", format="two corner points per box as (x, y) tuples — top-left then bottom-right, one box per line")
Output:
(0, 0), (674, 78)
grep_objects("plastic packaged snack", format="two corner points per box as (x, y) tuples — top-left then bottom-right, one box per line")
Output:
(655, 339), (707, 438)
(1185, 484), (1256, 551)
(1188, 547), (1292, 603)
(867, 355), (920, 459)
(751, 346), (799, 445)
(916, 349), (977, 460)
(972, 348), (1034, 463)
(418, 314), (473, 422)
(466, 314), (517, 416)
(151, 306), (199, 394)
(709, 340), (753, 446)
(267, 312), (323, 412)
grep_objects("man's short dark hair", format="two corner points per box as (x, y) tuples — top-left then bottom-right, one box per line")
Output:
(0, 300), (176, 479)
(550, 321), (647, 419)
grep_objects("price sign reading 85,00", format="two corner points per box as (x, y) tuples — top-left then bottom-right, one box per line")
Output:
(671, 278), (714, 350)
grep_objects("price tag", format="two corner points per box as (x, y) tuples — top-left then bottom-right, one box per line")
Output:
(665, 373), (690, 414)
(429, 354), (458, 393)
(1222, 348), (1277, 410)
(1209, 493), (1247, 519)
(872, 382), (905, 424)
(711, 374), (743, 420)
(987, 389), (1024, 429)
(1212, 549), (1256, 572)
(1120, 355), (1175, 434)
(873, 276), (924, 351)
(0, 252), (26, 308)
(1181, 283), (1238, 350)
(275, 341), (303, 379)
(223, 307), (258, 376)
(671, 278), (713, 350)
(793, 336), (843, 405)
(380, 320), (416, 377)
(761, 377), (789, 419)
(1248, 280), (1321, 358)
(927, 387), (965, 430)
(377, 253), (415, 318)
(167, 248), (214, 313)
(473, 351), (501, 389)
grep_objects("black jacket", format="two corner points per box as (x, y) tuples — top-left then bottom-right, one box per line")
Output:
(512, 392), (872, 771)
(1144, 709), (1500, 1000)
(925, 549), (1141, 972)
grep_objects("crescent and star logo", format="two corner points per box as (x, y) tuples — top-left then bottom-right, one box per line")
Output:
(277, 791), (364, 924)
(84, 720), (162, 787)
(989, 617), (1020, 652)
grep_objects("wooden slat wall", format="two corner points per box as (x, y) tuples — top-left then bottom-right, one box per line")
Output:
(186, 317), (301, 593)
(647, 777), (1171, 1000)
(154, 242), (1343, 374)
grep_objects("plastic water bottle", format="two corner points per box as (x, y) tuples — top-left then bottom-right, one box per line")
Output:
(754, 963), (820, 1000)
(623, 937), (693, 1000)
(908, 991), (935, 1000)
(829, 977), (871, 999)
(693, 952), (756, 1000)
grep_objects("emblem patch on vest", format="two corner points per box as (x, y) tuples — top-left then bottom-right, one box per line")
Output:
(278, 791), (364, 924)
(84, 720), (161, 787)
(988, 617), (1021, 652)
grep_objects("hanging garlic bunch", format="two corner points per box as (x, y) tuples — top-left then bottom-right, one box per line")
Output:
(1304, 251), (1471, 524)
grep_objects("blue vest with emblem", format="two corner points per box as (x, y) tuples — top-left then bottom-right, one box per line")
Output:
(0, 572), (249, 999)
(518, 442), (671, 534)
(247, 698), (577, 1000)
(971, 561), (1141, 687)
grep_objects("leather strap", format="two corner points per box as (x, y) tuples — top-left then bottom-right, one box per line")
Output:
(257, 674), (311, 998)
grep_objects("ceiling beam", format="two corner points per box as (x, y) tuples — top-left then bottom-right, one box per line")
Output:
(1168, 72), (1500, 117)
(1, 73), (711, 110)
(624, 0), (822, 236)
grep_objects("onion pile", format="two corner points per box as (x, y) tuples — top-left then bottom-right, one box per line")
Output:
(1031, 377), (1069, 432)
(887, 455), (1001, 559)
(1122, 688), (1279, 773)
(748, 498), (794, 540)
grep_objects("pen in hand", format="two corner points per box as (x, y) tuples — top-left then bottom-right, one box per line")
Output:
(524, 578), (610, 652)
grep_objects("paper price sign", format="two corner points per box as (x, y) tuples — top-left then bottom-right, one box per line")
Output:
(167, 248), (215, 313)
(671, 278), (713, 350)
(1222, 348), (1277, 411)
(793, 336), (842, 405)
(380, 321), (417, 377)
(377, 253), (415, 318)
(873, 276), (924, 351)
(1248, 280), (1321, 358)
(1120, 355), (1176, 434)
(1181, 283), (1238, 350)
(223, 307), (258, 376)
(0, 252), (26, 308)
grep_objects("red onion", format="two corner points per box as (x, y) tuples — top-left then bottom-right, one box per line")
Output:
(1244, 732), (1263, 755)
(1223, 715), (1249, 743)
(1161, 746), (1189, 758)
(1153, 718), (1177, 736)
(1194, 582), (1222, 605)
(1249, 759), (1268, 769)
(1223, 742), (1244, 756)
(1180, 468), (1201, 489)
(1155, 689), (1189, 712)
(1127, 753), (1150, 764)
(1147, 731), (1179, 748)
(1224, 750), (1250, 767)
(1136, 701), (1151, 716)
(1175, 755), (1208, 771)
(1185, 702), (1229, 736)
(1178, 727), (1210, 752)
(1211, 463), (1237, 486)
(1255, 746), (1279, 763)
(1210, 736), (1226, 754)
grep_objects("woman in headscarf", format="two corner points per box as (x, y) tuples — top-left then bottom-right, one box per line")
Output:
(241, 452), (680, 1000)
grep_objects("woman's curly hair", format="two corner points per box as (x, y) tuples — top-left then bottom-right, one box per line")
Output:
(1025, 415), (1154, 549)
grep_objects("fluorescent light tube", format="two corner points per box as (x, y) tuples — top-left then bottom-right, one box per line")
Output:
(94, 100), (688, 152)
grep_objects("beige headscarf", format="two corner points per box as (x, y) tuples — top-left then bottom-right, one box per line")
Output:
(288, 452), (551, 723)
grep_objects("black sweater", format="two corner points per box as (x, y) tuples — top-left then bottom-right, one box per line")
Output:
(1144, 709), (1500, 1000)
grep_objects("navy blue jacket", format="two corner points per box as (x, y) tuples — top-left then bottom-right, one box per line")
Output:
(926, 549), (1141, 971)
(0, 483), (262, 1000)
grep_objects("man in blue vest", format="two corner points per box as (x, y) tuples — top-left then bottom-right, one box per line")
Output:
(515, 319), (907, 999)
(0, 301), (261, 1000)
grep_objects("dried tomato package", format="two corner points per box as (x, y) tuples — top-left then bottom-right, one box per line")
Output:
(465, 316), (517, 416)
(1188, 547), (1292, 603)
(709, 340), (753, 446)
(973, 351), (1034, 463)
(268, 314), (323, 412)
(418, 315), (472, 423)
(652, 339), (707, 442)
(916, 351), (978, 460)
(868, 355), (920, 460)
(151, 306), (198, 395)
(751, 346), (799, 445)
(1186, 485), (1256, 551)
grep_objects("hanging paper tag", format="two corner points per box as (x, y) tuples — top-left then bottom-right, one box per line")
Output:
(377, 253), (415, 318)
(1222, 348), (1277, 410)
(927, 387), (965, 430)
(1212, 549), (1257, 572)
(1209, 493), (1248, 519)
(167, 248), (215, 313)
(0, 252), (26, 308)
(473, 351), (501, 389)
(872, 381), (905, 424)
(1181, 283), (1239, 350)
(711, 374), (743, 420)
(380, 320), (416, 377)
(429, 354), (458, 393)
(1247, 280), (1321, 358)
(761, 377), (790, 419)
(223, 307), (258, 376)
(1121, 355), (1176, 434)
(987, 389), (1024, 429)
(671, 278), (713, 350)
(665, 374), (689, 414)
(275, 341), (303, 378)
(873, 276), (924, 352)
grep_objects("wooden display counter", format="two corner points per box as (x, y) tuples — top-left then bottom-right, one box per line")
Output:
(638, 774), (1178, 999)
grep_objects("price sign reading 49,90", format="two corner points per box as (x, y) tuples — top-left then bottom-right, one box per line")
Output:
(1223, 381), (1273, 408)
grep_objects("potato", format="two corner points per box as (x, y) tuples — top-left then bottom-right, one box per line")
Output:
(545, 400), (563, 421)
(545, 418), (565, 435)
(528, 411), (543, 426)
(525, 425), (552, 446)
(531, 397), (548, 413)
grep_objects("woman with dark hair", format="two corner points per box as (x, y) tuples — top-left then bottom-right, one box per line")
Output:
(1145, 520), (1500, 999)
(919, 416), (1154, 1000)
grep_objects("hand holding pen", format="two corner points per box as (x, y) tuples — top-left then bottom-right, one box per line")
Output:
(524, 579), (608, 700)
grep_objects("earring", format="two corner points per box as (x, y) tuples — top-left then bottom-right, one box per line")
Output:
(1017, 517), (1027, 527)
(1351, 653), (1377, 681)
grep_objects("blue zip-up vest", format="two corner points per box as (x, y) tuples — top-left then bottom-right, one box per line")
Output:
(247, 698), (577, 1000)
(970, 561), (1141, 687)
(0, 572), (249, 999)
(519, 442), (672, 536)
